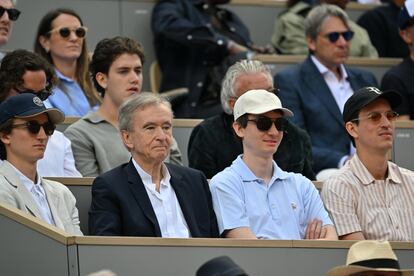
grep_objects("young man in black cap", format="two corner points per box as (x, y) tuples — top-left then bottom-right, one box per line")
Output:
(322, 86), (414, 241)
(0, 94), (83, 235)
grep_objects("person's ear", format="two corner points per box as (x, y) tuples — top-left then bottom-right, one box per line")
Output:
(306, 36), (317, 52)
(39, 36), (51, 53)
(345, 121), (358, 141)
(0, 132), (11, 146)
(232, 121), (244, 139)
(120, 130), (133, 151)
(228, 98), (237, 111)
(399, 29), (413, 45)
(95, 72), (108, 90)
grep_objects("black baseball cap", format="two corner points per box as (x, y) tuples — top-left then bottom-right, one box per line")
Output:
(399, 0), (414, 30)
(0, 93), (64, 125)
(343, 87), (402, 123)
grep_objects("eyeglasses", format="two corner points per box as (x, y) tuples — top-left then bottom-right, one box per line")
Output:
(17, 89), (53, 101)
(351, 111), (399, 123)
(0, 7), (21, 21)
(323, 31), (354, 43)
(11, 121), (56, 136)
(48, 26), (88, 38)
(247, 117), (287, 132)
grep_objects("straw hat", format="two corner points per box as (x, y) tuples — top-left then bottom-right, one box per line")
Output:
(327, 240), (414, 276)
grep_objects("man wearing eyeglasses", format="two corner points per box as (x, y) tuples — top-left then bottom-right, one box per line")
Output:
(321, 87), (414, 241)
(0, 0), (20, 60)
(210, 89), (337, 240)
(0, 49), (81, 177)
(188, 59), (315, 180)
(0, 93), (83, 235)
(275, 4), (378, 176)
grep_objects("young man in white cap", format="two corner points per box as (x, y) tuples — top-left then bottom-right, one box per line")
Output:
(210, 89), (337, 240)
(322, 86), (414, 241)
(0, 94), (82, 235)
(327, 240), (414, 275)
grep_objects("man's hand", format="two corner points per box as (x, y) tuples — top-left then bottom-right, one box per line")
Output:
(305, 219), (325, 239)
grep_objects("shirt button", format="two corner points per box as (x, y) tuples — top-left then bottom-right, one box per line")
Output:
(217, 39), (224, 45)
(197, 81), (203, 87)
(396, 225), (399, 229)
(191, 102), (197, 107)
(187, 35), (192, 40)
(230, 27), (236, 32)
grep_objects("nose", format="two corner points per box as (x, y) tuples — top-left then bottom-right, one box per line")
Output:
(336, 34), (348, 46)
(267, 122), (280, 135)
(68, 30), (78, 41)
(37, 125), (48, 139)
(0, 10), (10, 22)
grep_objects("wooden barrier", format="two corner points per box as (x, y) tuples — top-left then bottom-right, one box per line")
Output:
(2, 204), (414, 276)
(393, 120), (414, 171)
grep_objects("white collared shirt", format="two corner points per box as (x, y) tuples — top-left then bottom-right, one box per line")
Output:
(311, 55), (353, 114)
(311, 55), (356, 164)
(132, 159), (190, 238)
(9, 163), (55, 225)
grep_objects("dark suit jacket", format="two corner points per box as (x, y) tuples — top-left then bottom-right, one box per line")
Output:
(89, 160), (219, 237)
(275, 56), (377, 173)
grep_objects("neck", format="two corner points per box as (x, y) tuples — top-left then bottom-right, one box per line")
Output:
(7, 157), (38, 182)
(97, 96), (119, 128)
(410, 51), (414, 62)
(356, 149), (389, 180)
(242, 154), (274, 184)
(53, 58), (77, 80)
(134, 156), (164, 192)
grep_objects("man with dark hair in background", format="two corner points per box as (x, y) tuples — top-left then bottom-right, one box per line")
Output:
(0, 49), (81, 176)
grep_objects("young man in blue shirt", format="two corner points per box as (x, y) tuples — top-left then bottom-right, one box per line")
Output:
(210, 89), (337, 240)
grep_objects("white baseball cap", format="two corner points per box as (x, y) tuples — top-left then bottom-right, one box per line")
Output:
(233, 89), (293, 120)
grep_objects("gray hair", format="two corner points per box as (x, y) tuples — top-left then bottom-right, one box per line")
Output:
(220, 59), (273, 115)
(119, 92), (172, 131)
(304, 4), (350, 40)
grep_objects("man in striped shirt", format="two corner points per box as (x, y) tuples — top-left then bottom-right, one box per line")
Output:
(322, 86), (414, 241)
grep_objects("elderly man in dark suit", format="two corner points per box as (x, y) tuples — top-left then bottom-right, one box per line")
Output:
(275, 4), (377, 175)
(89, 93), (219, 237)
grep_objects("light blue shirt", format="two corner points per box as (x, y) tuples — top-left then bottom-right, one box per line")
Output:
(44, 69), (97, 116)
(210, 155), (332, 239)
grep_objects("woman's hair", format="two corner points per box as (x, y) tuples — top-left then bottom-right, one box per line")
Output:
(34, 8), (101, 106)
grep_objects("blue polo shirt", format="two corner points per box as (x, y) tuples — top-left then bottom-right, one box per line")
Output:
(210, 155), (332, 239)
(44, 70), (97, 116)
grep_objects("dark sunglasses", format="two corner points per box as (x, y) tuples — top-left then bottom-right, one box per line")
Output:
(17, 89), (52, 101)
(48, 26), (87, 38)
(247, 117), (288, 132)
(0, 7), (21, 21)
(351, 111), (399, 123)
(11, 120), (56, 136)
(323, 31), (354, 43)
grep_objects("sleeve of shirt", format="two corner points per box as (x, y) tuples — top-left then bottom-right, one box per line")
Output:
(64, 124), (100, 177)
(321, 178), (362, 236)
(209, 174), (250, 235)
(62, 134), (82, 177)
(301, 176), (332, 226)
